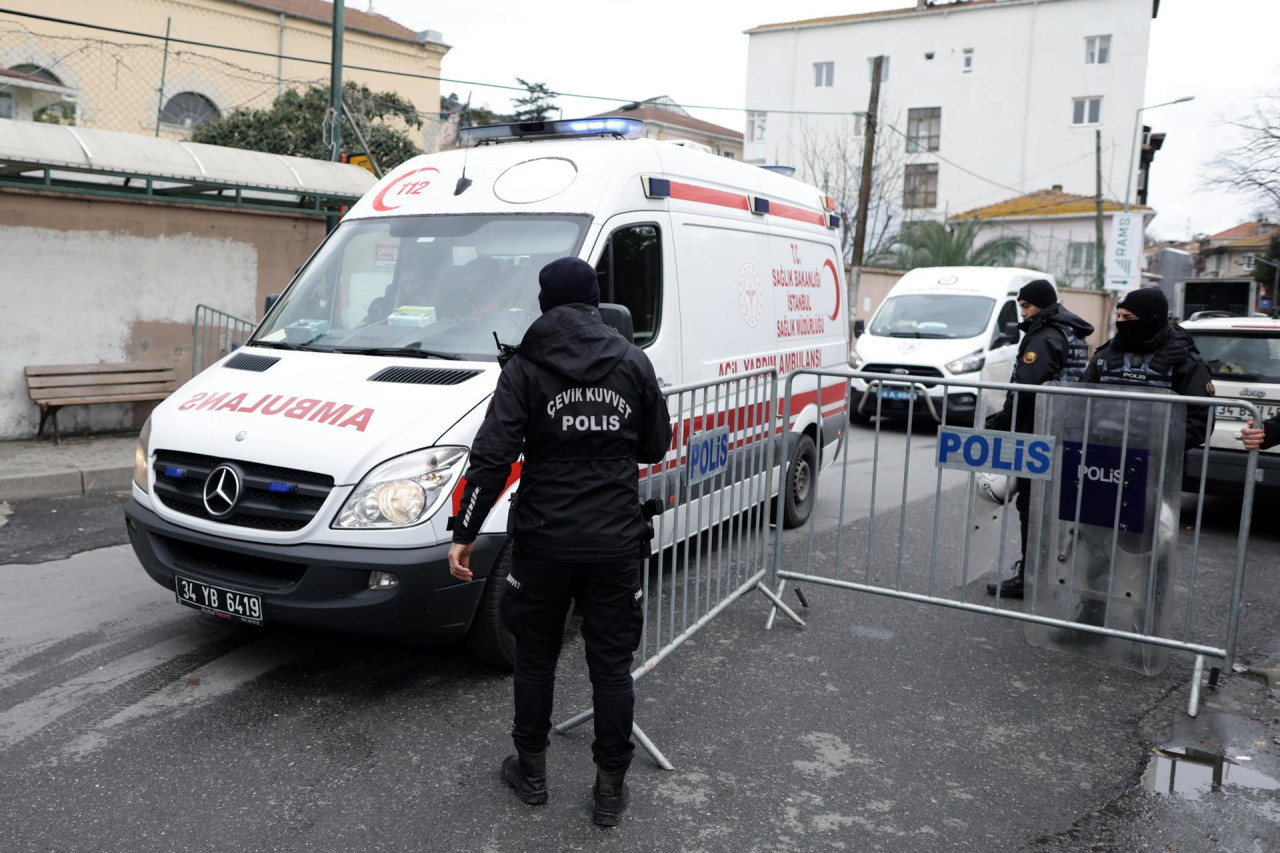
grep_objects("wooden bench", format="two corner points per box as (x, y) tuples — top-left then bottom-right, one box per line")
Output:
(25, 362), (178, 445)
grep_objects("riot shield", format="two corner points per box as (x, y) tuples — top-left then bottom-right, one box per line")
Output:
(957, 474), (1022, 590)
(1023, 383), (1185, 675)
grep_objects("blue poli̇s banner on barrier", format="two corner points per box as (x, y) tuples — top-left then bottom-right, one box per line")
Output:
(934, 427), (1057, 480)
(1058, 441), (1149, 533)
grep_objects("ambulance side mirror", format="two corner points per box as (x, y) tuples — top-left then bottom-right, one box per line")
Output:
(264, 293), (281, 315)
(853, 319), (866, 338)
(599, 303), (634, 344)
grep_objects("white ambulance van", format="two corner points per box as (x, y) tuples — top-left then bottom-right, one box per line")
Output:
(848, 266), (1054, 424)
(124, 118), (849, 665)
(1179, 315), (1280, 498)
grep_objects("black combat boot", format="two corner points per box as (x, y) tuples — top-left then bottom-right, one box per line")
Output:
(986, 560), (1024, 599)
(500, 747), (548, 805)
(592, 765), (630, 827)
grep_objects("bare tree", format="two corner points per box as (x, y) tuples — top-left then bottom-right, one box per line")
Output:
(792, 110), (905, 265)
(1209, 92), (1280, 216)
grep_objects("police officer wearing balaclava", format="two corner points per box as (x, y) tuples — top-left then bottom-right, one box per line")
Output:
(985, 279), (1094, 599)
(1082, 286), (1213, 449)
(448, 257), (672, 827)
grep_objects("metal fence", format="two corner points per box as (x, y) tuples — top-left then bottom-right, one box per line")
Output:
(772, 368), (1260, 717)
(192, 303), (255, 376)
(554, 368), (805, 769)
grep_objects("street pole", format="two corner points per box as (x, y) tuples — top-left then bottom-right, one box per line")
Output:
(329, 0), (344, 162)
(1095, 128), (1105, 289)
(1124, 95), (1195, 211)
(851, 56), (883, 272)
(153, 18), (171, 137)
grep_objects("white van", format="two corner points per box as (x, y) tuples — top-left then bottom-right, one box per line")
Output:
(124, 118), (849, 664)
(1179, 316), (1280, 499)
(848, 266), (1055, 424)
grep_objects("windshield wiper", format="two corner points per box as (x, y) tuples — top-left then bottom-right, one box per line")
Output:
(888, 332), (950, 339)
(247, 340), (309, 351)
(329, 344), (462, 361)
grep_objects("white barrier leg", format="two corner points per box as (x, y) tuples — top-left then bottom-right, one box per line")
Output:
(1187, 654), (1206, 718)
(757, 580), (806, 627)
(633, 723), (676, 771)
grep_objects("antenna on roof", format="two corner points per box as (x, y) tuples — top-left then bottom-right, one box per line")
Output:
(455, 92), (474, 196)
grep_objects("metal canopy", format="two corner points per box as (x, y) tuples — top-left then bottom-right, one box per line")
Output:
(0, 117), (376, 215)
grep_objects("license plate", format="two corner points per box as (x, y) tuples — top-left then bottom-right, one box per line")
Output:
(1215, 403), (1280, 422)
(175, 576), (264, 625)
(878, 388), (918, 401)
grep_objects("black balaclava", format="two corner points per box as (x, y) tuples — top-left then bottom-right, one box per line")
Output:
(1115, 287), (1169, 347)
(538, 257), (600, 313)
(1017, 279), (1057, 309)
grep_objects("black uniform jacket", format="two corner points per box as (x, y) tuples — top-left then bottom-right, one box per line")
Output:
(986, 303), (1095, 434)
(1082, 323), (1213, 450)
(452, 304), (672, 563)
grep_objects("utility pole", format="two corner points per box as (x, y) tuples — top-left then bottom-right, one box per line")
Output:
(850, 55), (884, 335)
(327, 0), (345, 233)
(1094, 128), (1105, 289)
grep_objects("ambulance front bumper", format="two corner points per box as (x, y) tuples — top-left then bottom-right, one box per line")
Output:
(124, 499), (500, 642)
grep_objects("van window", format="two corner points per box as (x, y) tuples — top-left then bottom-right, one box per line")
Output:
(596, 224), (662, 347)
(869, 293), (995, 339)
(252, 214), (589, 360)
(993, 300), (1018, 344)
(1186, 331), (1280, 383)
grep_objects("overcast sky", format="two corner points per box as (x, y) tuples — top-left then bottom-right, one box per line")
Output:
(368, 0), (1279, 239)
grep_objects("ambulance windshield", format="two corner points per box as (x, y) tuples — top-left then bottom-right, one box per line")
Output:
(868, 293), (996, 339)
(251, 214), (590, 360)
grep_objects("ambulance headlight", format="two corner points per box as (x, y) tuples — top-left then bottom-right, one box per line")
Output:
(334, 447), (468, 529)
(945, 350), (986, 375)
(133, 417), (152, 494)
(849, 352), (865, 370)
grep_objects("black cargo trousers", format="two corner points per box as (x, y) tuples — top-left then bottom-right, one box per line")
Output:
(500, 553), (644, 772)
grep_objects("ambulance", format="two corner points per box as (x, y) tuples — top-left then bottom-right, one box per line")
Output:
(849, 266), (1054, 424)
(124, 117), (850, 665)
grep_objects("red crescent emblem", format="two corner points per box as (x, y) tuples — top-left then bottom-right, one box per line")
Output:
(824, 258), (841, 322)
(371, 167), (440, 212)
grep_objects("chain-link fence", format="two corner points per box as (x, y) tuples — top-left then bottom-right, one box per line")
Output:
(0, 18), (458, 158)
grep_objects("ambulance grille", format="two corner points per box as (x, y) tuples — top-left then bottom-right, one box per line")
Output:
(368, 366), (482, 386)
(151, 450), (334, 532)
(224, 352), (280, 372)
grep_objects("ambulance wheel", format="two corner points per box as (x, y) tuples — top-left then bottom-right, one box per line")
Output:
(464, 538), (517, 669)
(782, 433), (818, 529)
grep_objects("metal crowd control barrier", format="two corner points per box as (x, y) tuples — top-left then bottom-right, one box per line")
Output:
(554, 368), (805, 769)
(192, 304), (256, 376)
(773, 368), (1259, 717)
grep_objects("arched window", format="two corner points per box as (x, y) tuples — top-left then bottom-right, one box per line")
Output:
(160, 91), (219, 128)
(8, 63), (62, 84)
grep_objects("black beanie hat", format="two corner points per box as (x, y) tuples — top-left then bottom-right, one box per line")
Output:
(1017, 279), (1057, 309)
(538, 257), (600, 313)
(1117, 287), (1169, 321)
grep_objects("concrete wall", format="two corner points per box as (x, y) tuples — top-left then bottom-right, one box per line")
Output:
(745, 0), (1152, 216)
(0, 189), (328, 439)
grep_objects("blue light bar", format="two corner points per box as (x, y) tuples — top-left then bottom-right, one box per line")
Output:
(268, 481), (297, 494)
(459, 117), (645, 146)
(162, 467), (186, 479)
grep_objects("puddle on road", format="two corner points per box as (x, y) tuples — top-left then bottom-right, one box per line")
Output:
(1143, 747), (1280, 799)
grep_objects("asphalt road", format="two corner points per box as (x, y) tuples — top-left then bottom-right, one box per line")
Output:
(1, 420), (1278, 852)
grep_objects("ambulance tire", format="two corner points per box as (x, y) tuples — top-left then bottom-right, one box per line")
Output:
(782, 433), (818, 529)
(464, 538), (517, 669)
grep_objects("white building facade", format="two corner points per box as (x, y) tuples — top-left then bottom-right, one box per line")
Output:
(744, 0), (1157, 223)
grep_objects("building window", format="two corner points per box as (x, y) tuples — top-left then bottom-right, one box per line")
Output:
(867, 56), (889, 82)
(595, 224), (662, 347)
(903, 163), (938, 209)
(160, 91), (220, 128)
(1071, 97), (1102, 126)
(1244, 253), (1256, 270)
(0, 90), (12, 119)
(814, 61), (834, 87)
(722, 150), (736, 159)
(906, 107), (941, 152)
(1068, 242), (1097, 272)
(747, 110), (767, 142)
(1085, 35), (1111, 65)
(963, 48), (973, 72)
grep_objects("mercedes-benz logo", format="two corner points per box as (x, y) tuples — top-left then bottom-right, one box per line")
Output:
(203, 465), (242, 518)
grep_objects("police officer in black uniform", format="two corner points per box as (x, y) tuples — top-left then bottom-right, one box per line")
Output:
(1081, 286), (1213, 449)
(447, 257), (672, 827)
(985, 279), (1094, 598)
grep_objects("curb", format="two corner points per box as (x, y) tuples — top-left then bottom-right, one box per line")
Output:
(0, 466), (132, 501)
